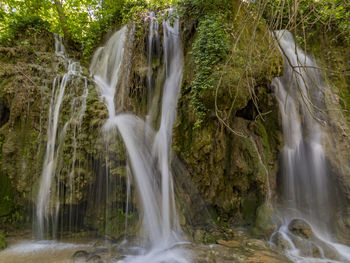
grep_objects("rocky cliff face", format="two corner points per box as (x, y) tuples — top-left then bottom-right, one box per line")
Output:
(0, 30), (110, 234)
(173, 6), (283, 237)
(1, 5), (349, 245)
(0, 31), (57, 221)
(0, 13), (284, 238)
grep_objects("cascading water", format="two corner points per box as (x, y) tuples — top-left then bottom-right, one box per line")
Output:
(36, 35), (88, 239)
(271, 30), (350, 262)
(89, 25), (128, 237)
(90, 26), (126, 117)
(90, 17), (190, 263)
(54, 34), (65, 56)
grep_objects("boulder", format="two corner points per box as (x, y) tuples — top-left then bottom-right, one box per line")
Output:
(288, 219), (313, 239)
(72, 250), (88, 262)
(271, 232), (292, 250)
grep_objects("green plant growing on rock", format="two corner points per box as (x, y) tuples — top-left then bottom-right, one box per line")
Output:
(0, 231), (6, 250)
(190, 14), (229, 128)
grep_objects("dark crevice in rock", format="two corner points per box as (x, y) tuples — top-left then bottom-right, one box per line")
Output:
(235, 99), (259, 121)
(0, 101), (10, 128)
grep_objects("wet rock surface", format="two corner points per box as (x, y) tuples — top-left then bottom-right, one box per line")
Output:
(288, 219), (313, 239)
(271, 232), (292, 250)
(271, 219), (344, 261)
(191, 242), (290, 263)
(69, 229), (291, 263)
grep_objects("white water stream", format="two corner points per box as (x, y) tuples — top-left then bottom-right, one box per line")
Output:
(90, 17), (189, 262)
(36, 35), (88, 238)
(9, 12), (350, 263)
(271, 30), (350, 263)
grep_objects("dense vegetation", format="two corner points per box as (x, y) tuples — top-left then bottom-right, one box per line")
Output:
(1, 0), (348, 58)
(0, 0), (175, 57)
(0, 0), (348, 248)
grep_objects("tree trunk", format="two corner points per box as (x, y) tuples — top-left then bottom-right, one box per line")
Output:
(53, 0), (73, 47)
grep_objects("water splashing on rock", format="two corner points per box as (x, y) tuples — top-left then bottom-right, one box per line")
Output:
(271, 30), (350, 263)
(36, 35), (88, 239)
(90, 17), (190, 262)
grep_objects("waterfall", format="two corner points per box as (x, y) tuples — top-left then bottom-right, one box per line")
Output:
(54, 34), (65, 56)
(273, 30), (330, 228)
(36, 35), (88, 239)
(90, 26), (126, 117)
(271, 30), (350, 262)
(91, 17), (190, 263)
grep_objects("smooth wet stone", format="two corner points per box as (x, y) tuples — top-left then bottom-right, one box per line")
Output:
(93, 247), (109, 254)
(289, 235), (321, 258)
(316, 240), (341, 260)
(188, 240), (291, 263)
(288, 219), (313, 239)
(271, 232), (292, 250)
(245, 250), (290, 263)
(245, 239), (267, 249)
(87, 254), (103, 263)
(288, 225), (342, 261)
(72, 250), (89, 262)
(93, 238), (113, 248)
(217, 239), (240, 248)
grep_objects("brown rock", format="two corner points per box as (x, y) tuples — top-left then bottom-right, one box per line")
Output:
(217, 239), (241, 248)
(288, 219), (313, 239)
(245, 250), (290, 263)
(271, 232), (292, 250)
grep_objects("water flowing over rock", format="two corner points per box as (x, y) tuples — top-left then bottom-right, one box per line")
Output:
(271, 30), (350, 262)
(90, 26), (127, 118)
(90, 18), (190, 262)
(36, 35), (88, 239)
(1, 3), (349, 263)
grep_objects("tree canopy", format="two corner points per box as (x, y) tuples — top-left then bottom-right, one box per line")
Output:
(0, 0), (175, 56)
(0, 0), (348, 58)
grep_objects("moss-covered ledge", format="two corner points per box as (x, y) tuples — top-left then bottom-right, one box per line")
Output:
(173, 1), (283, 235)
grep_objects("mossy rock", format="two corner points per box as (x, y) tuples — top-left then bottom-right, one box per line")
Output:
(0, 171), (15, 219)
(0, 231), (7, 250)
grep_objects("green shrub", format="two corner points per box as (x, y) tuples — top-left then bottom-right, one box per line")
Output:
(0, 15), (49, 45)
(190, 14), (229, 128)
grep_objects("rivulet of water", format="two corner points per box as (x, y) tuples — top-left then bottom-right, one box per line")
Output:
(36, 35), (88, 239)
(91, 16), (190, 263)
(271, 30), (350, 263)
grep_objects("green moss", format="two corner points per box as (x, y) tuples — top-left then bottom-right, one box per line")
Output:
(0, 134), (15, 221)
(190, 14), (230, 128)
(172, 1), (283, 231)
(0, 171), (15, 220)
(0, 231), (6, 251)
(252, 202), (275, 237)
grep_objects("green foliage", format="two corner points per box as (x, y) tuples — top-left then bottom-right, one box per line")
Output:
(7, 15), (49, 34)
(0, 14), (49, 45)
(121, 0), (175, 24)
(190, 14), (229, 128)
(121, 0), (148, 23)
(0, 0), (53, 45)
(262, 0), (350, 44)
(0, 0), (177, 57)
(176, 0), (232, 18)
(66, 0), (126, 57)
